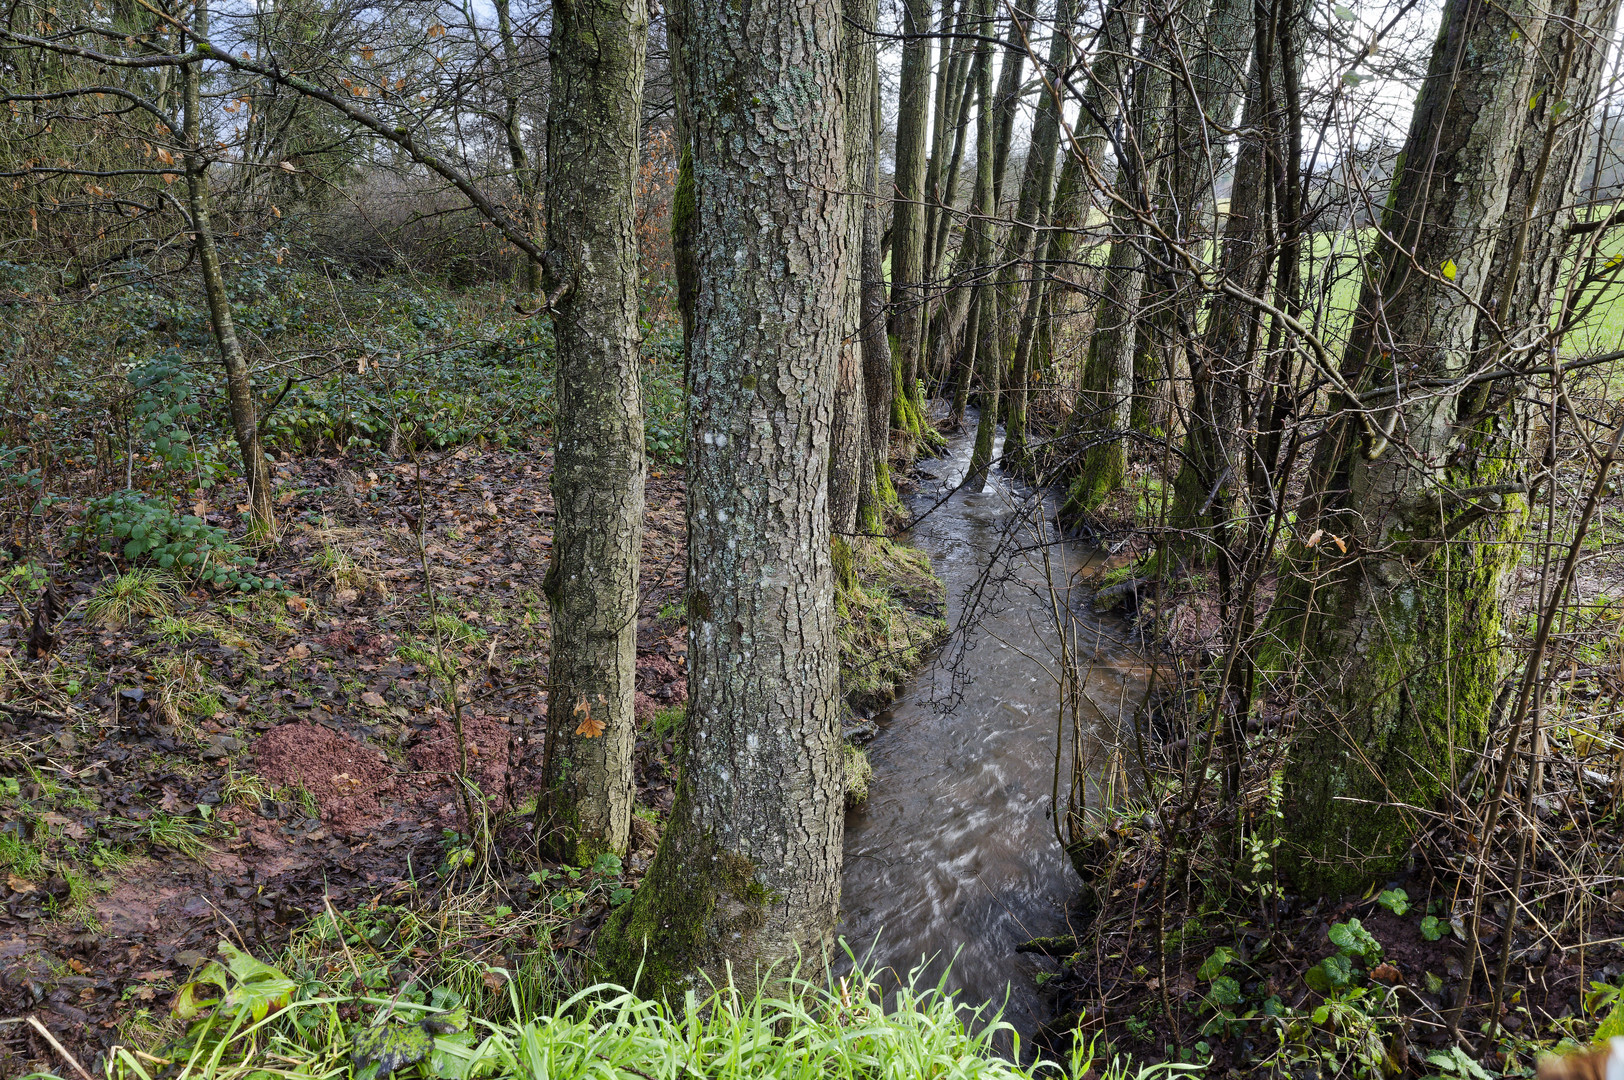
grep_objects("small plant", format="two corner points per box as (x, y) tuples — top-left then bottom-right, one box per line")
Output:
(1420, 914), (1447, 941)
(85, 568), (181, 626)
(1376, 888), (1410, 915)
(79, 491), (276, 590)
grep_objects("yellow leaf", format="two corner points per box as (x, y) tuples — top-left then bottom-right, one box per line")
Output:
(1441, 259), (1458, 281)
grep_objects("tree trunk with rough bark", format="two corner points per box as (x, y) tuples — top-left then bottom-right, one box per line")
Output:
(540, 0), (648, 861)
(861, 75), (899, 530)
(1266, 0), (1592, 898)
(596, 0), (847, 992)
(182, 0), (275, 539)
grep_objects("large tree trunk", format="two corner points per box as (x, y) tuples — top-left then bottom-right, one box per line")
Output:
(597, 0), (847, 991)
(540, 0), (649, 861)
(1266, 0), (1592, 898)
(182, 0), (275, 539)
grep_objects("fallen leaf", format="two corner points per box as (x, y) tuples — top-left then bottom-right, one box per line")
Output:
(361, 692), (388, 709)
(1370, 962), (1403, 984)
(68, 958), (91, 975)
(135, 969), (175, 981)
(573, 695), (605, 738)
(287, 596), (312, 615)
(7, 873), (36, 893)
(288, 643), (311, 659)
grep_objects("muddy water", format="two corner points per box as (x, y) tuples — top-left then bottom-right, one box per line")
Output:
(834, 422), (1148, 1043)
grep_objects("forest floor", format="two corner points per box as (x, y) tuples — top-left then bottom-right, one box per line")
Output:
(0, 441), (945, 1077)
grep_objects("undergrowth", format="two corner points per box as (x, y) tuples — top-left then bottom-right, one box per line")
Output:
(72, 941), (1201, 1080)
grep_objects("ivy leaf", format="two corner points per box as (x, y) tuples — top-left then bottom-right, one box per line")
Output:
(1304, 953), (1353, 992)
(1420, 915), (1445, 941)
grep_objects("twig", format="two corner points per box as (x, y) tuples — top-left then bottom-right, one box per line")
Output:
(26, 1015), (95, 1080)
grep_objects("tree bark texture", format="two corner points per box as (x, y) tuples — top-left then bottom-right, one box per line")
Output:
(541, 0), (649, 861)
(966, 0), (1000, 484)
(597, 0), (847, 992)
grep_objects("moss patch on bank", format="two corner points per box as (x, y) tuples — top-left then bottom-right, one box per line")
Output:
(836, 536), (948, 712)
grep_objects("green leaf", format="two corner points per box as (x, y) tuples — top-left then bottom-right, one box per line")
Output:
(1597, 995), (1624, 1041)
(1305, 953), (1353, 993)
(1207, 975), (1242, 1007)
(1328, 918), (1382, 961)
(1420, 915), (1445, 941)
(214, 943), (295, 1022)
(352, 1022), (435, 1079)
(1342, 71), (1364, 86)
(1333, 2), (1354, 17)
(1197, 946), (1238, 982)
(1377, 888), (1410, 915)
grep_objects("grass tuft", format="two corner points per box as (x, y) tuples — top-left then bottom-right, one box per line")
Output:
(85, 568), (181, 626)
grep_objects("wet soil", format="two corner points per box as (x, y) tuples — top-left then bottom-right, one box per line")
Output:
(0, 447), (694, 1075)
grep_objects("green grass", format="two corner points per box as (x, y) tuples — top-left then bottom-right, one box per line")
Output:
(93, 953), (1197, 1080)
(85, 568), (181, 626)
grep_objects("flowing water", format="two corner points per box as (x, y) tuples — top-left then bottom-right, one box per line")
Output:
(835, 420), (1150, 1044)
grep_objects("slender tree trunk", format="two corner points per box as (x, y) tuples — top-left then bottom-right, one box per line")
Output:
(1267, 0), (1563, 897)
(920, 0), (972, 308)
(889, 0), (932, 394)
(862, 75), (898, 529)
(495, 0), (543, 293)
(597, 0), (847, 990)
(988, 11), (1027, 206)
(832, 0), (878, 543)
(1126, 0), (1254, 434)
(540, 0), (649, 860)
(1168, 40), (1271, 539)
(1001, 0), (1076, 474)
(182, 0), (275, 538)
(1060, 0), (1203, 517)
(965, 0), (1000, 482)
(1022, 0), (1137, 422)
(925, 24), (983, 387)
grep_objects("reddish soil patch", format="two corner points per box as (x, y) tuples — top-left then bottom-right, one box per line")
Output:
(253, 722), (398, 834)
(406, 710), (513, 801)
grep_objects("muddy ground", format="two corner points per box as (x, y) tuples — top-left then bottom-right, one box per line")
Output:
(0, 447), (698, 1075)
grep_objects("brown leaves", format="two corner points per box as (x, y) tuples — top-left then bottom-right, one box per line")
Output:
(573, 694), (605, 738)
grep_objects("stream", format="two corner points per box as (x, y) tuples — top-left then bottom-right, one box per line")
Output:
(834, 419), (1151, 1045)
